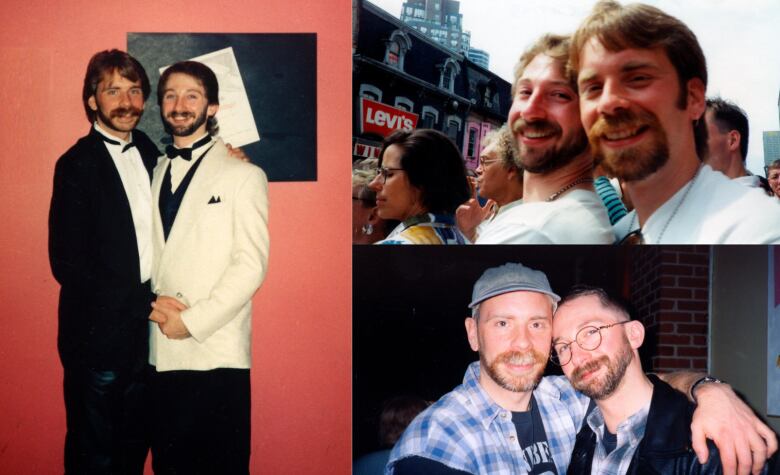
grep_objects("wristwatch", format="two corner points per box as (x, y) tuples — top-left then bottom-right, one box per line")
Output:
(690, 375), (724, 403)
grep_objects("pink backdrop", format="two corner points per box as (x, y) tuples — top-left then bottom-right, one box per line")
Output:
(0, 1), (351, 473)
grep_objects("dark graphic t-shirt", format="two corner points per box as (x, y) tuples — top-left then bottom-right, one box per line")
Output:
(512, 395), (558, 475)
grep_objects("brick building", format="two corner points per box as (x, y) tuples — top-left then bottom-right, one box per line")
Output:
(352, 0), (511, 169)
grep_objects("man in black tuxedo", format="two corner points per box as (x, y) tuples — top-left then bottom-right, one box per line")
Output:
(49, 49), (159, 474)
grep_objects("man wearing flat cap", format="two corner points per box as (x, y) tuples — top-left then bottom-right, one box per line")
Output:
(385, 263), (776, 475)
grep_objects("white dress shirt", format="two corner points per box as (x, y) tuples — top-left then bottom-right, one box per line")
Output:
(94, 122), (153, 283)
(167, 133), (214, 193)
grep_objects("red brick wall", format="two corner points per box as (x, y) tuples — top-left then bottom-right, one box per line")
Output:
(629, 247), (710, 372)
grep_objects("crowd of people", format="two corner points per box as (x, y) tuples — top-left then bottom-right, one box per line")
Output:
(352, 0), (780, 245)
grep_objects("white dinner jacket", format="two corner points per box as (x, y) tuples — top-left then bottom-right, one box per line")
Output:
(149, 138), (269, 371)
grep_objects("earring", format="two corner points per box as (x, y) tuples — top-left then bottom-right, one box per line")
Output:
(361, 223), (374, 235)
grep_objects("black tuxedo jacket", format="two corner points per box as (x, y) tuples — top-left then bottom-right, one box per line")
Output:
(49, 127), (160, 369)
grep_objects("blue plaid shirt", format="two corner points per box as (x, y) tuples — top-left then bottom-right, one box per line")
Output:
(386, 362), (591, 474)
(584, 402), (650, 475)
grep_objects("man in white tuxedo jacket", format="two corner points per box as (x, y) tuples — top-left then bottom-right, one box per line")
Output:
(148, 60), (269, 474)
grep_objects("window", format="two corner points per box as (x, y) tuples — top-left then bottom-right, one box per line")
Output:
(447, 121), (459, 142)
(359, 84), (382, 102)
(384, 30), (412, 71)
(442, 67), (452, 89)
(387, 42), (400, 66)
(466, 127), (478, 159)
(446, 115), (462, 143)
(483, 85), (493, 108)
(438, 58), (461, 92)
(394, 97), (414, 112)
(421, 106), (439, 129)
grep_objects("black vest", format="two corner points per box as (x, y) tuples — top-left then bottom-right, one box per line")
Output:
(158, 146), (213, 240)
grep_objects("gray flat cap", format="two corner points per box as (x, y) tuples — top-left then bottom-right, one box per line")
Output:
(469, 262), (560, 308)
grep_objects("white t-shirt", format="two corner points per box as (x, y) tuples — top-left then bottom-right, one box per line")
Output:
(613, 165), (780, 244)
(733, 174), (760, 188)
(475, 189), (613, 244)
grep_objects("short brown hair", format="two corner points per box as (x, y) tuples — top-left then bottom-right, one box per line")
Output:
(512, 34), (574, 96)
(570, 1), (708, 158)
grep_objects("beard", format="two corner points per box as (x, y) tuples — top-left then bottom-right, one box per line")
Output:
(481, 349), (547, 393)
(96, 105), (142, 133)
(162, 104), (209, 137)
(588, 108), (669, 182)
(570, 342), (633, 400)
(511, 117), (588, 175)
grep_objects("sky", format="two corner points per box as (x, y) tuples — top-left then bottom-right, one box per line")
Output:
(367, 0), (780, 175)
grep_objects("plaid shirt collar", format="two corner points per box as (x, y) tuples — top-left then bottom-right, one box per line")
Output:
(586, 401), (651, 475)
(460, 361), (508, 429)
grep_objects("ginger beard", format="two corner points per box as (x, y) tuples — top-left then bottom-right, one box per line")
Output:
(570, 339), (633, 400)
(588, 108), (670, 182)
(481, 349), (547, 392)
(511, 117), (588, 175)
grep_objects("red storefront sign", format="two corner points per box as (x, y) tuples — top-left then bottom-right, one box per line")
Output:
(353, 142), (381, 159)
(360, 98), (418, 137)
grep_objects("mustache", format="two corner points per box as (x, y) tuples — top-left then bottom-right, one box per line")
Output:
(495, 349), (546, 367)
(571, 355), (609, 383)
(166, 111), (196, 120)
(587, 109), (649, 140)
(110, 107), (141, 118)
(511, 117), (561, 137)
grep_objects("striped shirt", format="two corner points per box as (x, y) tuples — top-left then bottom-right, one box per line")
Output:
(386, 362), (591, 474)
(594, 176), (627, 225)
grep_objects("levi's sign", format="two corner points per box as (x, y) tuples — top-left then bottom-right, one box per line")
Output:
(360, 98), (419, 137)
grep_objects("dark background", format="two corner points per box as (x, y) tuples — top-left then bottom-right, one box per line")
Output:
(128, 33), (317, 181)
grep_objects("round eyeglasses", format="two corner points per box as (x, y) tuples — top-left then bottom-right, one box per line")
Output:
(551, 321), (631, 366)
(374, 166), (405, 184)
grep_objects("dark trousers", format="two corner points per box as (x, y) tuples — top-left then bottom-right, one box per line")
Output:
(150, 367), (250, 475)
(63, 364), (149, 475)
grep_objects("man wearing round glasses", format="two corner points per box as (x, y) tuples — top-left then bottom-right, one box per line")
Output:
(387, 263), (777, 474)
(553, 286), (776, 474)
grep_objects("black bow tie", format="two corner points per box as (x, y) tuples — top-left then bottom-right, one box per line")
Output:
(165, 135), (212, 161)
(100, 134), (136, 153)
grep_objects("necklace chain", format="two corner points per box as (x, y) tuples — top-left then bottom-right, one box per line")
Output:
(546, 177), (593, 202)
(631, 165), (702, 243)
